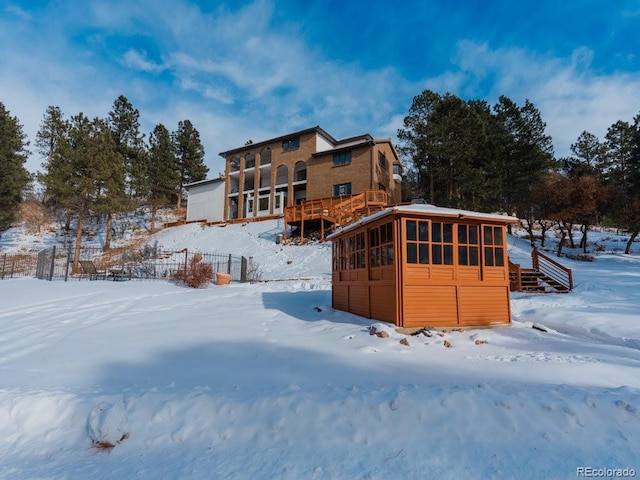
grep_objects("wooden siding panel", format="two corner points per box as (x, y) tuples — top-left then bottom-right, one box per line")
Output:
(483, 269), (507, 282)
(369, 285), (396, 323)
(403, 286), (458, 327)
(349, 285), (370, 318)
(458, 286), (510, 325)
(404, 265), (429, 285)
(457, 267), (480, 282)
(332, 286), (349, 311)
(430, 267), (455, 281)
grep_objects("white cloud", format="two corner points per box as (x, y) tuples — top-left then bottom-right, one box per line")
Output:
(122, 49), (166, 74)
(4, 4), (32, 21)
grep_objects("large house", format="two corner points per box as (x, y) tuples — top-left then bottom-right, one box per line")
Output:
(187, 126), (402, 223)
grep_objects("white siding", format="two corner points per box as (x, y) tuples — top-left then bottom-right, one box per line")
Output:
(186, 180), (225, 222)
(315, 133), (335, 152)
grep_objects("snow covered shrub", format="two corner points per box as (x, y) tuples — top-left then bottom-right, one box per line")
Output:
(245, 257), (263, 283)
(172, 254), (215, 288)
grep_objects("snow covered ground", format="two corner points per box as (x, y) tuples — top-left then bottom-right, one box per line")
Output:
(1, 219), (639, 479)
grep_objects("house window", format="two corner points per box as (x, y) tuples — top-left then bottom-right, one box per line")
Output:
(370, 222), (394, 268)
(483, 225), (505, 267)
(282, 137), (300, 151)
(333, 151), (351, 166)
(432, 222), (454, 265)
(393, 163), (402, 175)
(258, 196), (269, 212)
(378, 152), (387, 169)
(458, 224), (479, 266)
(333, 183), (352, 196)
(405, 220), (429, 264)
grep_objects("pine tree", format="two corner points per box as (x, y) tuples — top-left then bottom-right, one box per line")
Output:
(620, 113), (640, 253)
(91, 118), (125, 251)
(492, 96), (555, 218)
(172, 119), (208, 209)
(0, 103), (31, 231)
(107, 95), (148, 199)
(397, 89), (442, 203)
(36, 106), (74, 229)
(147, 123), (179, 231)
(562, 131), (606, 178)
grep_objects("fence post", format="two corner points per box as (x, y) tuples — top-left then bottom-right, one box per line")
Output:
(1, 253), (5, 279)
(227, 254), (232, 274)
(184, 249), (189, 277)
(48, 246), (56, 281)
(241, 256), (247, 283)
(64, 245), (72, 281)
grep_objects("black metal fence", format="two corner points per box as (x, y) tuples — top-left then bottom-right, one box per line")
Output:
(1, 244), (248, 283)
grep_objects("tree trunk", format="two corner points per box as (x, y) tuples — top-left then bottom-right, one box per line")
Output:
(73, 197), (85, 273)
(150, 203), (157, 233)
(537, 220), (553, 248)
(625, 230), (639, 254)
(428, 157), (435, 204)
(104, 212), (113, 251)
(523, 219), (535, 246)
(580, 223), (589, 253)
(566, 223), (575, 248)
(556, 228), (567, 257)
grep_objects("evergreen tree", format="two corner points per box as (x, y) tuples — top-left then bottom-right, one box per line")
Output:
(619, 113), (640, 253)
(147, 123), (179, 231)
(0, 103), (31, 231)
(604, 120), (634, 186)
(36, 106), (73, 229)
(492, 96), (555, 218)
(107, 95), (148, 199)
(91, 118), (125, 251)
(172, 119), (208, 209)
(397, 90), (442, 203)
(562, 131), (606, 178)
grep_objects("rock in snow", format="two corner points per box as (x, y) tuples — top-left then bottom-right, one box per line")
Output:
(87, 402), (130, 450)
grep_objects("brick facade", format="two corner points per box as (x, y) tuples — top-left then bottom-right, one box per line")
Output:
(220, 126), (402, 221)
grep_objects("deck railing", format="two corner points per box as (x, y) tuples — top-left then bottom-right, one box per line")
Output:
(532, 247), (573, 291)
(283, 190), (389, 242)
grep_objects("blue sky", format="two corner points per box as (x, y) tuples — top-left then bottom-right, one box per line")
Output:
(1, 0), (640, 177)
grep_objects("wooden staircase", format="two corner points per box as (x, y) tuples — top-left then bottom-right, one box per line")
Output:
(509, 247), (573, 293)
(284, 190), (389, 243)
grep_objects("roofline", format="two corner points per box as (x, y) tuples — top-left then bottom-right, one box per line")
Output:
(218, 125), (337, 157)
(185, 177), (225, 189)
(327, 205), (519, 240)
(311, 138), (374, 158)
(374, 138), (401, 164)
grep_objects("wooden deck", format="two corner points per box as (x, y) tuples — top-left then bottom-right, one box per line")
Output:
(284, 190), (389, 243)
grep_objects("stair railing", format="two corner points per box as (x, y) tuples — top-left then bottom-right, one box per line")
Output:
(508, 260), (523, 292)
(532, 247), (573, 291)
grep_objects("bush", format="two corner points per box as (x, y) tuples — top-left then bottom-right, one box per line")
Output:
(172, 254), (215, 288)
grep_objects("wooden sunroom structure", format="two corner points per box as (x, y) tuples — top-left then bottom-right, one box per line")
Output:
(327, 204), (519, 328)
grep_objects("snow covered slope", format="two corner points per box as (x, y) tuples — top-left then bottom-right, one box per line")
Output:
(0, 221), (639, 479)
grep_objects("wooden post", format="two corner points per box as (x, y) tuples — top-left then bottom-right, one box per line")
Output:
(532, 246), (539, 271)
